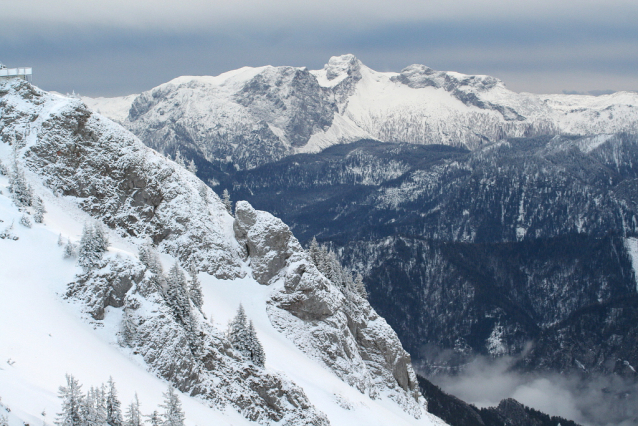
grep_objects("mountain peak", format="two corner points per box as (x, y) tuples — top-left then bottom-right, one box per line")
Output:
(324, 54), (362, 81)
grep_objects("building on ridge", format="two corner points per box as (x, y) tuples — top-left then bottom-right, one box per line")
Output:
(0, 62), (32, 82)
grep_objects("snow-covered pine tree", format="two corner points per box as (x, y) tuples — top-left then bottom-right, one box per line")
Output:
(64, 240), (77, 259)
(308, 241), (367, 300)
(353, 273), (368, 299)
(145, 411), (161, 426)
(174, 151), (186, 168)
(84, 385), (106, 426)
(93, 223), (109, 254)
(78, 223), (108, 269)
(221, 189), (232, 215)
(56, 374), (85, 426)
(8, 157), (33, 207)
(19, 213), (32, 228)
(228, 304), (250, 359)
(322, 250), (342, 285)
(105, 377), (123, 426)
(33, 195), (46, 223)
(187, 159), (197, 175)
(166, 262), (192, 327)
(137, 244), (165, 296)
(0, 414), (7, 426)
(58, 233), (65, 246)
(247, 320), (265, 367)
(124, 393), (142, 426)
(308, 237), (321, 267)
(159, 387), (185, 426)
(197, 182), (208, 203)
(188, 267), (204, 311)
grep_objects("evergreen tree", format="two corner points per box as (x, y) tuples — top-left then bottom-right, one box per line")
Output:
(228, 305), (264, 365)
(187, 159), (197, 175)
(228, 304), (250, 359)
(353, 273), (368, 299)
(173, 151), (186, 168)
(0, 414), (7, 426)
(56, 374), (85, 426)
(8, 157), (33, 207)
(221, 189), (232, 214)
(159, 387), (185, 426)
(308, 237), (321, 267)
(105, 377), (123, 426)
(166, 263), (191, 327)
(78, 223), (108, 269)
(64, 241), (77, 259)
(138, 244), (165, 296)
(85, 385), (106, 426)
(247, 320), (265, 367)
(188, 267), (204, 311)
(93, 223), (109, 254)
(33, 195), (46, 223)
(145, 411), (161, 426)
(58, 233), (65, 246)
(197, 183), (208, 203)
(19, 213), (32, 228)
(124, 394), (142, 426)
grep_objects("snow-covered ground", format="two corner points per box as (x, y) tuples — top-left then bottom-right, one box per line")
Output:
(81, 94), (138, 124)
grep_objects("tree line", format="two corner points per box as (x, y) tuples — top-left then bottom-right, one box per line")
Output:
(56, 375), (185, 426)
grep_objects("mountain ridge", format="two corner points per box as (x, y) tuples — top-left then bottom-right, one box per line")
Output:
(84, 54), (638, 171)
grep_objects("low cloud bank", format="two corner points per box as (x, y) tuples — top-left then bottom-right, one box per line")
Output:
(423, 354), (638, 426)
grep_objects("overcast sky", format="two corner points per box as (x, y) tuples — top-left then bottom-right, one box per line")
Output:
(2, 0), (637, 97)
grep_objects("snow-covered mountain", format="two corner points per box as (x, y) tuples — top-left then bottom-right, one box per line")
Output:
(84, 54), (638, 170)
(0, 78), (446, 426)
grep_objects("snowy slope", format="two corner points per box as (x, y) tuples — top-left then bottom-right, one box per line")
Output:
(0, 78), (445, 426)
(83, 54), (638, 169)
(82, 93), (138, 124)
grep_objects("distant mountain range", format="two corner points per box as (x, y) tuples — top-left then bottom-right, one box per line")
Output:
(84, 54), (638, 171)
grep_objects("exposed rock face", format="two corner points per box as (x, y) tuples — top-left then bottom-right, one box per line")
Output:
(322, 54), (363, 109)
(66, 256), (144, 320)
(233, 66), (336, 148)
(234, 200), (294, 285)
(233, 201), (426, 418)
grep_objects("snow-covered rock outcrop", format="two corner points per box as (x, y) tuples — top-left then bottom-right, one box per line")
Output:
(233, 201), (425, 418)
(1, 79), (244, 279)
(85, 54), (638, 169)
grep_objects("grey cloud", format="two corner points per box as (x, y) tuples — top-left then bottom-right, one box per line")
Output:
(3, 0), (638, 32)
(1, 8), (636, 96)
